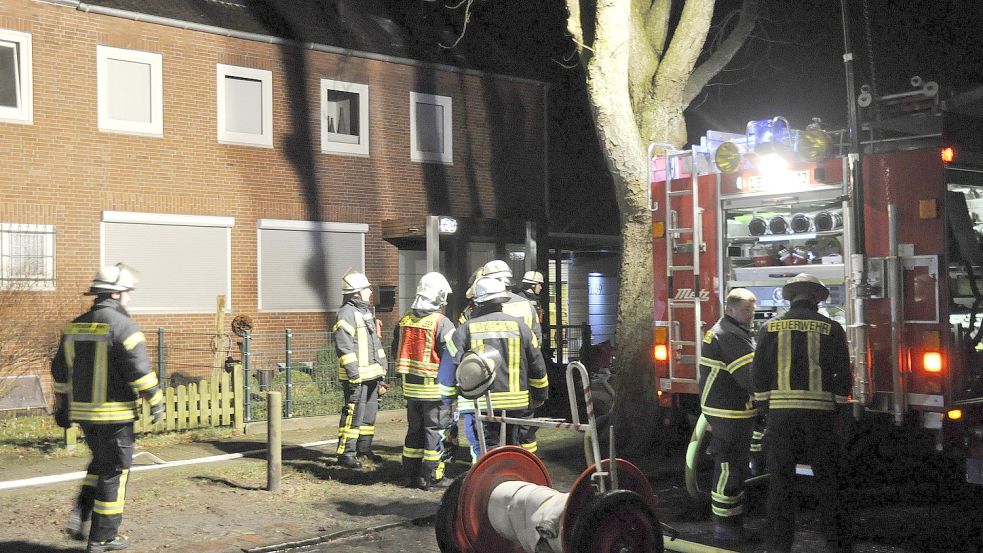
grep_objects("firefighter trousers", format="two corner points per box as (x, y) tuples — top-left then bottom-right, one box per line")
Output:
(707, 417), (753, 522)
(480, 408), (527, 451)
(75, 422), (134, 543)
(459, 409), (481, 463)
(764, 410), (852, 552)
(516, 408), (540, 455)
(402, 399), (453, 482)
(336, 379), (379, 457)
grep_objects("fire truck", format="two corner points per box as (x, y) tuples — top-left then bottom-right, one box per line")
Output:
(650, 83), (983, 485)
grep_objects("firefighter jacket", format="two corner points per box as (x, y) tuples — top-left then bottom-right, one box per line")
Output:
(699, 314), (757, 420)
(391, 309), (458, 401)
(503, 291), (542, 347)
(50, 297), (163, 424)
(519, 289), (545, 324)
(752, 300), (851, 411)
(333, 297), (387, 383)
(453, 305), (549, 411)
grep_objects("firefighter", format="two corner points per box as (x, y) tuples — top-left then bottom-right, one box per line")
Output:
(752, 273), (853, 553)
(392, 272), (458, 490)
(516, 270), (545, 324)
(480, 260), (544, 454)
(698, 287), (758, 546)
(453, 277), (548, 450)
(333, 269), (388, 469)
(51, 263), (165, 553)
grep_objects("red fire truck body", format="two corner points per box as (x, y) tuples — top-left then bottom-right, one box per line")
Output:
(650, 112), (983, 484)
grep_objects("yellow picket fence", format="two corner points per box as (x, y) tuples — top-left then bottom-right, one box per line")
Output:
(134, 364), (245, 434)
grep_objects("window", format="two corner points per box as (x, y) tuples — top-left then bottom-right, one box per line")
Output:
(0, 29), (33, 124)
(257, 219), (367, 311)
(96, 46), (164, 136)
(320, 79), (369, 156)
(217, 64), (273, 147)
(0, 224), (54, 290)
(102, 212), (233, 313)
(410, 92), (453, 164)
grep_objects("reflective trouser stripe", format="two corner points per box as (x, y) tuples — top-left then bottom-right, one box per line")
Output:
(93, 469), (128, 515)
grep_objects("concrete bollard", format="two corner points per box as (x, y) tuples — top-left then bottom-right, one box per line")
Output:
(267, 391), (281, 492)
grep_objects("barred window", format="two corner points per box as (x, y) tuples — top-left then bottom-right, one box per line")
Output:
(0, 224), (55, 290)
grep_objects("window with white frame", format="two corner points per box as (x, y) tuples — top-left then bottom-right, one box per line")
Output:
(410, 92), (452, 164)
(102, 212), (233, 313)
(0, 224), (54, 290)
(217, 64), (273, 147)
(257, 219), (367, 311)
(96, 46), (163, 136)
(0, 29), (33, 124)
(320, 79), (369, 156)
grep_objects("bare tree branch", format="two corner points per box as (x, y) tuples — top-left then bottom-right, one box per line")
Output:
(683, 0), (758, 106)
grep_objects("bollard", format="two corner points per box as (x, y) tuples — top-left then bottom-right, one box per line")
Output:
(267, 391), (281, 492)
(64, 425), (77, 451)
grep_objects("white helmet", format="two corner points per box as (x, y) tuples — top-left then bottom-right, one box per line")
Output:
(464, 268), (483, 300)
(782, 273), (830, 303)
(416, 272), (452, 305)
(456, 348), (502, 400)
(341, 268), (371, 294)
(472, 277), (508, 304)
(85, 263), (138, 295)
(481, 260), (513, 284)
(521, 271), (544, 285)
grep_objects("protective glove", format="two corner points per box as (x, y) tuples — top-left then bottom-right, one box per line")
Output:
(53, 395), (71, 429)
(149, 401), (165, 425)
(377, 381), (391, 397)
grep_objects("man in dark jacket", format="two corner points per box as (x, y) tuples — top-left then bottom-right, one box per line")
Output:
(333, 269), (387, 469)
(699, 287), (758, 546)
(752, 273), (852, 553)
(51, 264), (165, 553)
(453, 277), (548, 451)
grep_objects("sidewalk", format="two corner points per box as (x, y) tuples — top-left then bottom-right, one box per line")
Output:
(0, 409), (463, 553)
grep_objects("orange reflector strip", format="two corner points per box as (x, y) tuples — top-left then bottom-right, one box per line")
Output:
(923, 351), (942, 373)
(941, 146), (955, 163)
(654, 327), (668, 343)
(654, 344), (668, 362)
(948, 409), (963, 421)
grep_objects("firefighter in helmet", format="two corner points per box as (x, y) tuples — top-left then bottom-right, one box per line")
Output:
(333, 269), (388, 469)
(453, 268), (485, 463)
(479, 260), (545, 454)
(516, 270), (545, 324)
(698, 287), (758, 547)
(51, 263), (165, 553)
(752, 273), (852, 553)
(453, 277), (548, 450)
(392, 272), (458, 490)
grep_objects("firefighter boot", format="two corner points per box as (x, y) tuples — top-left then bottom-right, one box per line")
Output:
(356, 451), (383, 463)
(713, 517), (749, 548)
(86, 535), (129, 552)
(337, 455), (362, 469)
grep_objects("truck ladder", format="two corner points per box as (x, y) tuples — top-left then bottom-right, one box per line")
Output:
(649, 143), (703, 385)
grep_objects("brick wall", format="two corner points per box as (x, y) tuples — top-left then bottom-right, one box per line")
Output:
(0, 0), (545, 392)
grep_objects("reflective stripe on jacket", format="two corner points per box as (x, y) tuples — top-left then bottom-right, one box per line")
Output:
(50, 297), (163, 424)
(393, 310), (457, 400)
(699, 314), (757, 420)
(503, 292), (542, 348)
(752, 301), (851, 411)
(333, 300), (387, 382)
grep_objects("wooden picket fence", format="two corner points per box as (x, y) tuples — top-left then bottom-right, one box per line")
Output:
(63, 365), (244, 448)
(134, 364), (245, 434)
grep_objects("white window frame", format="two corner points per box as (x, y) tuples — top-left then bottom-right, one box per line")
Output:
(320, 79), (369, 156)
(0, 223), (54, 291)
(101, 211), (234, 313)
(256, 219), (368, 312)
(410, 91), (453, 164)
(216, 64), (273, 148)
(0, 29), (33, 125)
(96, 45), (164, 137)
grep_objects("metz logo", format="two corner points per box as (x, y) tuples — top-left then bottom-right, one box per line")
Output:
(674, 289), (710, 301)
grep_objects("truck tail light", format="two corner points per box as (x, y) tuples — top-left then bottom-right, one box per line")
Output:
(923, 351), (943, 373)
(948, 409), (963, 421)
(941, 146), (955, 163)
(654, 326), (669, 362)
